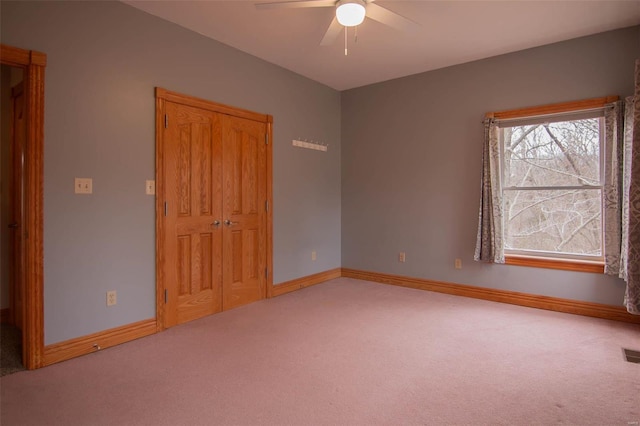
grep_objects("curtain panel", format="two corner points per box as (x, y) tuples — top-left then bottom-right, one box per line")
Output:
(474, 120), (504, 264)
(622, 59), (640, 315)
(603, 101), (623, 276)
(620, 100), (632, 283)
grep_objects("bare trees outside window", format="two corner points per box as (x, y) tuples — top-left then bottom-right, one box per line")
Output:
(501, 117), (603, 259)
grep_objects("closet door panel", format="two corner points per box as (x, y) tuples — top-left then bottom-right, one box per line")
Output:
(162, 101), (223, 327)
(222, 115), (267, 310)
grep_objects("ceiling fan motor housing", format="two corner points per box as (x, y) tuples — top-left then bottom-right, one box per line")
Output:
(336, 0), (366, 27)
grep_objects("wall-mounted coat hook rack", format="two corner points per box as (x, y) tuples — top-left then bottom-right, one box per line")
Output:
(292, 138), (328, 152)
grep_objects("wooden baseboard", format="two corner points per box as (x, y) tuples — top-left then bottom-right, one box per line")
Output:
(0, 308), (10, 324)
(342, 268), (640, 324)
(31, 266), (638, 368)
(42, 318), (157, 367)
(272, 268), (342, 297)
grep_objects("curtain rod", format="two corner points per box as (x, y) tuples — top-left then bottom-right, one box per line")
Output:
(486, 104), (613, 125)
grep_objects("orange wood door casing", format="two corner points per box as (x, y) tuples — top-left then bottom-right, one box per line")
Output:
(163, 101), (223, 327)
(10, 82), (25, 332)
(221, 115), (267, 310)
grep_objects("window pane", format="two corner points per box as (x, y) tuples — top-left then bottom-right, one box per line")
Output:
(502, 118), (601, 187)
(504, 189), (602, 256)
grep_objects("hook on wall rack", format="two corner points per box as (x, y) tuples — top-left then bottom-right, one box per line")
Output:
(292, 138), (328, 152)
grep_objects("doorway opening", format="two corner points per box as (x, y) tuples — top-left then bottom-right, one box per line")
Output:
(0, 44), (46, 370)
(1, 64), (25, 375)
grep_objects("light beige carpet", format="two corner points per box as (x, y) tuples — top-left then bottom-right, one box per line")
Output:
(1, 278), (639, 425)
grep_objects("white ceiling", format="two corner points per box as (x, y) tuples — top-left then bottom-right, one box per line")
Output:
(123, 0), (640, 91)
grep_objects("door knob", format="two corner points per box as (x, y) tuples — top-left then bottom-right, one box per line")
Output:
(212, 220), (220, 227)
(224, 219), (237, 226)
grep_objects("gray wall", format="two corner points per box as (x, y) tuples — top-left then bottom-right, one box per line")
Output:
(1, 1), (342, 344)
(342, 26), (639, 306)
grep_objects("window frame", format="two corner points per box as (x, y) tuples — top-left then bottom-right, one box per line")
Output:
(486, 96), (618, 273)
(499, 116), (605, 262)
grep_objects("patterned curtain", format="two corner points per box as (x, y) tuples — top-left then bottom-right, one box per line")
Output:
(622, 59), (640, 315)
(603, 101), (623, 276)
(619, 101), (632, 283)
(474, 120), (505, 264)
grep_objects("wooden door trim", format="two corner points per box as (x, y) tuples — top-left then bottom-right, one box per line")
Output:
(156, 88), (270, 123)
(155, 88), (273, 329)
(1, 44), (46, 369)
(9, 81), (25, 329)
(155, 93), (166, 331)
(266, 120), (274, 298)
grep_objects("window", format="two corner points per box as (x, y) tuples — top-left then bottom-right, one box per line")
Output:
(477, 96), (621, 273)
(499, 113), (604, 262)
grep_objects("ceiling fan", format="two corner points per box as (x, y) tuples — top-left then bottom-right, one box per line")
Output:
(255, 0), (418, 53)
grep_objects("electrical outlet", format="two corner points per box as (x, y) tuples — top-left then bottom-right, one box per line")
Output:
(106, 290), (117, 306)
(399, 252), (406, 263)
(146, 180), (155, 195)
(455, 258), (462, 269)
(74, 178), (93, 194)
(311, 250), (317, 261)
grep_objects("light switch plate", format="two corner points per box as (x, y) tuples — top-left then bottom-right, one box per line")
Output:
(146, 180), (155, 195)
(75, 178), (92, 194)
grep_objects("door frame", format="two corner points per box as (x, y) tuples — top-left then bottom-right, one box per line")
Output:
(155, 87), (273, 331)
(9, 81), (25, 332)
(1, 44), (46, 369)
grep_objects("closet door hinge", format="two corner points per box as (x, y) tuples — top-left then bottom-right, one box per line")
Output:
(265, 134), (269, 145)
(164, 202), (168, 217)
(164, 289), (168, 304)
(265, 200), (269, 212)
(265, 268), (269, 279)
(164, 114), (168, 128)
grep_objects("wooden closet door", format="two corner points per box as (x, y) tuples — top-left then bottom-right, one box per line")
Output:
(162, 101), (223, 327)
(157, 88), (271, 329)
(221, 114), (267, 310)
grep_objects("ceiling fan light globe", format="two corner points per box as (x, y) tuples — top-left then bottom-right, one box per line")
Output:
(336, 0), (365, 27)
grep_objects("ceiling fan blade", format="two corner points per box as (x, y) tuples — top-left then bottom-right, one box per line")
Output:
(365, 3), (418, 32)
(320, 16), (343, 46)
(255, 0), (335, 10)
